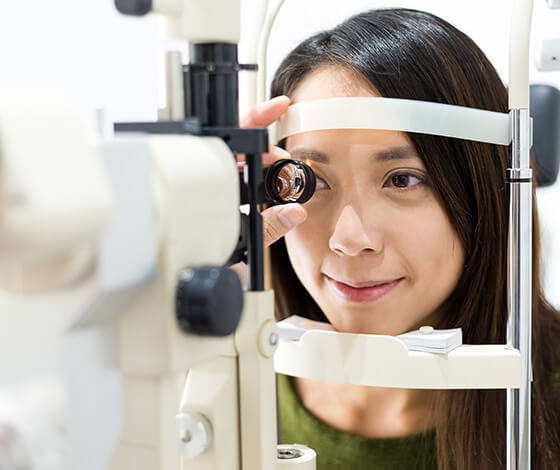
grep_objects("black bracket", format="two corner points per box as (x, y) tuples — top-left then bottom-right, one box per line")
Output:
(113, 121), (268, 156)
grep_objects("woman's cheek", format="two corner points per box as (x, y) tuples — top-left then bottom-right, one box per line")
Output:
(288, 207), (326, 247)
(284, 225), (314, 267)
(285, 219), (325, 278)
(402, 207), (464, 289)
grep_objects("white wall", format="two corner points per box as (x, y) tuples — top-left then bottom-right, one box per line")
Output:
(0, 1), (558, 469)
(0, 0), (161, 122)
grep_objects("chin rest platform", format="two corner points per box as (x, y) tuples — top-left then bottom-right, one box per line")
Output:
(274, 330), (521, 390)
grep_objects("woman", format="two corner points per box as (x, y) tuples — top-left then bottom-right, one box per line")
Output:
(240, 8), (560, 469)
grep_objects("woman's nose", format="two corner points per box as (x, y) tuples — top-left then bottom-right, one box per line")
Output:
(328, 205), (383, 256)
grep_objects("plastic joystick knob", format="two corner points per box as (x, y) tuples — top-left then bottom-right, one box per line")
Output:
(115, 0), (152, 15)
(175, 266), (244, 337)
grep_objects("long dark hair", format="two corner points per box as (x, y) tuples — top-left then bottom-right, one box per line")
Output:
(269, 8), (560, 469)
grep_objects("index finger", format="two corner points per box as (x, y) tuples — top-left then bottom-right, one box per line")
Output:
(240, 95), (291, 128)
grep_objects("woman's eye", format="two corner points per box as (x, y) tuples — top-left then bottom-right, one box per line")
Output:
(384, 173), (424, 189)
(315, 175), (329, 190)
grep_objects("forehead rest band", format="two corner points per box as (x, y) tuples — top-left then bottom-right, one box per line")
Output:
(274, 97), (512, 146)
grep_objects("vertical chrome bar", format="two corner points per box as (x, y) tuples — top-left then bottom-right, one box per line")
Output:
(507, 108), (532, 470)
(162, 50), (185, 121)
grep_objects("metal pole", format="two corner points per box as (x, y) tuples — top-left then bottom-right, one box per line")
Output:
(506, 108), (532, 470)
(165, 50), (185, 121)
(245, 152), (265, 291)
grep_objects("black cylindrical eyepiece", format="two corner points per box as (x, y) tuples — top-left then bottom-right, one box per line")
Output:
(265, 159), (316, 204)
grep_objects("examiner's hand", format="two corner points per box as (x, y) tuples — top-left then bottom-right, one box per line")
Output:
(238, 95), (308, 248)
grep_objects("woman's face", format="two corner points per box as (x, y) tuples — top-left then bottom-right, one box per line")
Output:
(284, 67), (465, 335)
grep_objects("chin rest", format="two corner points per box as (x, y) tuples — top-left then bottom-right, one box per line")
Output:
(531, 84), (560, 187)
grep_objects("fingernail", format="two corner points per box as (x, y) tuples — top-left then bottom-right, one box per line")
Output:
(278, 205), (306, 229)
(271, 146), (291, 158)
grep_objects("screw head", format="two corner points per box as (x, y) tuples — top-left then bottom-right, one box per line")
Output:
(176, 413), (213, 458)
(278, 447), (304, 460)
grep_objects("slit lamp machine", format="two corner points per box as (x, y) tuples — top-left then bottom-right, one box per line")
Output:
(1, 0), (560, 469)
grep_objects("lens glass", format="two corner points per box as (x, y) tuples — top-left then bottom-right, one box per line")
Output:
(275, 163), (306, 202)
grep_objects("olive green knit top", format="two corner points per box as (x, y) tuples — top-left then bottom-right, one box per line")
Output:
(277, 373), (437, 470)
(279, 367), (560, 469)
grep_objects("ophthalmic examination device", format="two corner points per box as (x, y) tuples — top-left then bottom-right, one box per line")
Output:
(1, 0), (560, 469)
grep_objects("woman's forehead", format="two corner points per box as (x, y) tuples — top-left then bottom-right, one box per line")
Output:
(286, 129), (417, 161)
(291, 66), (380, 102)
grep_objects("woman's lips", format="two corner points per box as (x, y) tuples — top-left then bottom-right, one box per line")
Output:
(326, 275), (403, 303)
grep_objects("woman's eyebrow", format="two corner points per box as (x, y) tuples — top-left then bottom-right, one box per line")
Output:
(372, 146), (418, 162)
(289, 146), (418, 164)
(290, 149), (329, 164)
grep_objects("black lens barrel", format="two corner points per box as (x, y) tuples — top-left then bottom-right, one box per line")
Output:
(238, 159), (315, 205)
(264, 159), (316, 205)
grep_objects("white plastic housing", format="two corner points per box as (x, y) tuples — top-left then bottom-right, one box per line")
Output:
(118, 134), (240, 377)
(546, 0), (560, 8)
(277, 445), (316, 469)
(155, 0), (240, 43)
(535, 38), (560, 71)
(508, 0), (534, 109)
(111, 134), (240, 470)
(238, 0), (269, 115)
(0, 274), (99, 372)
(0, 91), (113, 265)
(177, 357), (240, 470)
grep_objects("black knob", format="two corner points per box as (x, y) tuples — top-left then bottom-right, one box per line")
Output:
(115, 0), (152, 15)
(175, 266), (244, 337)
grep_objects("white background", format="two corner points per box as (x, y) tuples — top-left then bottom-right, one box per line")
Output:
(0, 1), (558, 469)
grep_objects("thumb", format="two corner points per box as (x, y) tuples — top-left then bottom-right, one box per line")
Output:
(262, 203), (307, 247)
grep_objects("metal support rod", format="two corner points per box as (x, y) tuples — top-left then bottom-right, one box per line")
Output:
(166, 50), (186, 121)
(506, 108), (532, 470)
(245, 153), (265, 291)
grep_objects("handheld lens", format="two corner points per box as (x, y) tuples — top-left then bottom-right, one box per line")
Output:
(265, 159), (316, 204)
